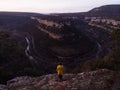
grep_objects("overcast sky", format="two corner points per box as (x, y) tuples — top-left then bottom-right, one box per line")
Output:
(0, 0), (119, 13)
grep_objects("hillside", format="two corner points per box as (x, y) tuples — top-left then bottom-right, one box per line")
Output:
(86, 5), (120, 18)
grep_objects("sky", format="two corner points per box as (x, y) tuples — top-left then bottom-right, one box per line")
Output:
(0, 0), (120, 13)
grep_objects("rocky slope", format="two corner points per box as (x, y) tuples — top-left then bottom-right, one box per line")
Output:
(0, 69), (120, 90)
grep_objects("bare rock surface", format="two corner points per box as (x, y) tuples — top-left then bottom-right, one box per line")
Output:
(0, 69), (120, 90)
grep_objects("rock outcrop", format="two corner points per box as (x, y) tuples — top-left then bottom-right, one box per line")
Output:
(0, 69), (120, 90)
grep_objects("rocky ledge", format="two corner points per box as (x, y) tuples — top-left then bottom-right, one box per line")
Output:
(0, 69), (120, 90)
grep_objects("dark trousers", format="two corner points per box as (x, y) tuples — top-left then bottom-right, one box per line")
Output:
(58, 74), (62, 81)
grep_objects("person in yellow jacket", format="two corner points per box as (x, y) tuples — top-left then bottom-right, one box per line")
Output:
(56, 62), (64, 81)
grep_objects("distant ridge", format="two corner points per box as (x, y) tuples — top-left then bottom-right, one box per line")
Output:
(0, 4), (120, 17)
(87, 4), (120, 17)
(50, 5), (120, 18)
(0, 11), (43, 17)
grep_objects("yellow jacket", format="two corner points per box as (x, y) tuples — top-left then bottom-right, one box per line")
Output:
(56, 65), (64, 75)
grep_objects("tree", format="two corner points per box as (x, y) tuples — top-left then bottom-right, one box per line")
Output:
(0, 30), (24, 63)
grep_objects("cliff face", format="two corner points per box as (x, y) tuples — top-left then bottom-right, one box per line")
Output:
(0, 69), (120, 90)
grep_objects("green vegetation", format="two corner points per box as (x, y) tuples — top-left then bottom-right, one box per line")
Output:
(0, 30), (33, 83)
(81, 30), (120, 71)
(73, 29), (120, 73)
(0, 30), (23, 62)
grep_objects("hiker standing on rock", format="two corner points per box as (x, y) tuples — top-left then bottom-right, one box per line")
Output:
(56, 62), (64, 81)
